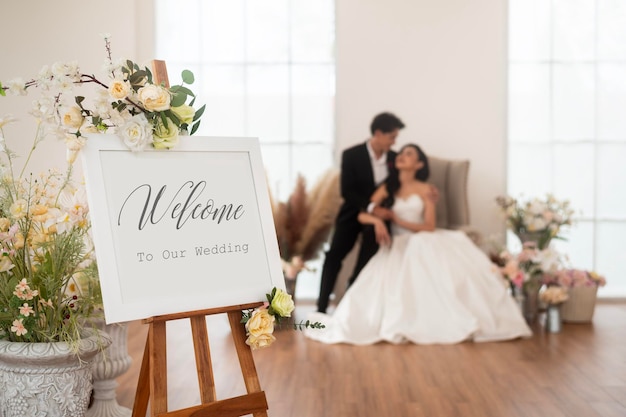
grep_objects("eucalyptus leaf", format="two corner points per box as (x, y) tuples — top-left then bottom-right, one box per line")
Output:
(164, 109), (181, 127)
(170, 85), (194, 97)
(193, 104), (206, 122)
(190, 120), (201, 135)
(170, 92), (187, 108)
(75, 96), (85, 106)
(181, 69), (195, 84)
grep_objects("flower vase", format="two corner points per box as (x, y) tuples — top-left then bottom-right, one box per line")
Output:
(522, 280), (542, 324)
(545, 304), (563, 333)
(516, 231), (551, 250)
(284, 272), (298, 302)
(560, 285), (598, 323)
(86, 320), (132, 417)
(0, 330), (111, 417)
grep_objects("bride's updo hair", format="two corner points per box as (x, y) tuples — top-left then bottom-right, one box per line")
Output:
(382, 143), (430, 208)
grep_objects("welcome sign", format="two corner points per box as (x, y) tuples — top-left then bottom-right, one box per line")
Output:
(81, 135), (285, 323)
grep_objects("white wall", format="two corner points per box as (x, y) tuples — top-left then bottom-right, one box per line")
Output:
(0, 0), (154, 177)
(336, 0), (507, 241)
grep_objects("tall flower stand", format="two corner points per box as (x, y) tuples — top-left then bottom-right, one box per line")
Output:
(87, 321), (132, 417)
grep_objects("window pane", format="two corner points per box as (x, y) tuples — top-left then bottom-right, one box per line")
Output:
(552, 220), (594, 271)
(292, 0), (335, 63)
(553, 0), (595, 61)
(155, 0), (201, 62)
(247, 65), (289, 142)
(200, 66), (246, 137)
(201, 0), (245, 63)
(246, 0), (289, 63)
(508, 0), (551, 61)
(554, 143), (594, 217)
(552, 64), (595, 141)
(508, 63), (551, 143)
(597, 63), (626, 141)
(507, 143), (552, 197)
(261, 144), (291, 201)
(597, 144), (626, 219)
(596, 222), (626, 297)
(598, 0), (626, 60)
(292, 145), (333, 190)
(292, 64), (335, 144)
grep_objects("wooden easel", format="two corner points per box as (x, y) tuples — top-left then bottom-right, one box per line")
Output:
(131, 303), (269, 417)
(132, 61), (269, 417)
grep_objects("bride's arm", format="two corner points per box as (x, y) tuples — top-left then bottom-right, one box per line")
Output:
(391, 192), (437, 233)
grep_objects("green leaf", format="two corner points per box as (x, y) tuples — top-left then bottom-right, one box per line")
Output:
(75, 96), (85, 105)
(169, 85), (194, 97)
(193, 104), (206, 122)
(126, 60), (134, 71)
(170, 91), (187, 108)
(0, 81), (5, 97)
(164, 110), (181, 127)
(129, 70), (149, 86)
(190, 120), (201, 135)
(181, 70), (195, 84)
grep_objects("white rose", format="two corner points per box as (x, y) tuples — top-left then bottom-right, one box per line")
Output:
(62, 106), (84, 129)
(119, 114), (153, 152)
(109, 79), (131, 100)
(137, 84), (171, 112)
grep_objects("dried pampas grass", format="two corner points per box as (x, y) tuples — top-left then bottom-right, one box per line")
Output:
(271, 169), (342, 262)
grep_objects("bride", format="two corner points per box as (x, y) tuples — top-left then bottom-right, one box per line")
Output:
(305, 144), (532, 345)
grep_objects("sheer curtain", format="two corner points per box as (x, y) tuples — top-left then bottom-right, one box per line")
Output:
(508, 0), (626, 297)
(155, 0), (336, 299)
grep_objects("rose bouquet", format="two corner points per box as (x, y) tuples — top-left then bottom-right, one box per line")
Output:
(240, 287), (324, 350)
(495, 194), (575, 249)
(496, 244), (563, 291)
(0, 35), (205, 159)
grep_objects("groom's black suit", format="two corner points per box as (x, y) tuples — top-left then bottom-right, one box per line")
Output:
(317, 142), (397, 313)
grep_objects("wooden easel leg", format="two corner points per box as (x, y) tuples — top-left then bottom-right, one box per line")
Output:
(150, 320), (168, 416)
(227, 311), (269, 417)
(132, 328), (152, 417)
(190, 315), (217, 403)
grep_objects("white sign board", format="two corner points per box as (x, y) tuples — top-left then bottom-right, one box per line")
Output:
(81, 135), (285, 323)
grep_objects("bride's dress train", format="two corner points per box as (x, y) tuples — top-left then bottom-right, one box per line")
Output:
(305, 194), (532, 345)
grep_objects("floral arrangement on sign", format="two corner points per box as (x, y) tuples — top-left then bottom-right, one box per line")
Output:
(272, 170), (342, 282)
(495, 194), (575, 249)
(240, 287), (324, 349)
(0, 34), (205, 159)
(0, 130), (101, 345)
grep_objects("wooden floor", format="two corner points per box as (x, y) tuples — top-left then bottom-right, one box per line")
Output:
(116, 301), (626, 417)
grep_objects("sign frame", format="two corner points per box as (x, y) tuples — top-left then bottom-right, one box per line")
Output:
(80, 134), (285, 323)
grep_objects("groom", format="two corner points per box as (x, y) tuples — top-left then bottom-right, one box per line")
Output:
(316, 112), (404, 313)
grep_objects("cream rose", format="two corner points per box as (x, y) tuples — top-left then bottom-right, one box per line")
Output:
(245, 332), (276, 350)
(270, 289), (295, 318)
(119, 114), (153, 152)
(137, 84), (171, 112)
(62, 106), (84, 129)
(153, 117), (179, 149)
(109, 79), (131, 100)
(171, 105), (195, 125)
(245, 308), (275, 337)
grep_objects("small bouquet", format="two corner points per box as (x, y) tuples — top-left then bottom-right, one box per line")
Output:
(496, 245), (563, 291)
(495, 194), (575, 249)
(539, 286), (569, 305)
(240, 287), (324, 350)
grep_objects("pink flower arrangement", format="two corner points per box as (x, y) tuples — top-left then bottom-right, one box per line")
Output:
(543, 269), (606, 288)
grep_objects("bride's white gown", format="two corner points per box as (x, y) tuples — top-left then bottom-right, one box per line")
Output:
(305, 194), (532, 345)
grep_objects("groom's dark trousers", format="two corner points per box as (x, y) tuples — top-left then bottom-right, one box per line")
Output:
(316, 142), (396, 313)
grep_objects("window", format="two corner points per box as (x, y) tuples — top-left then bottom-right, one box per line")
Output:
(155, 0), (336, 299)
(508, 0), (626, 296)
